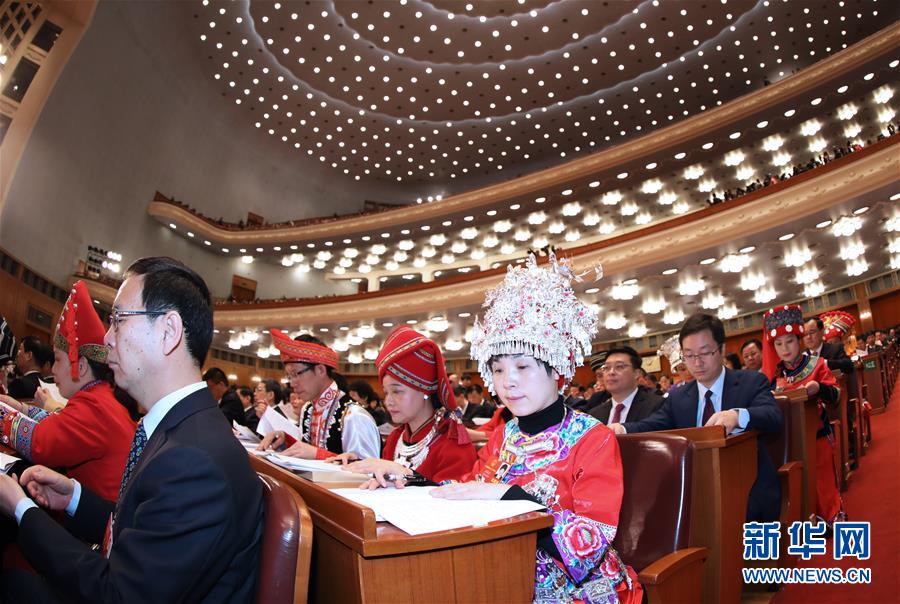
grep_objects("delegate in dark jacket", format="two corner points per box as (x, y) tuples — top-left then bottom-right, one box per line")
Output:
(588, 386), (665, 424)
(16, 387), (264, 603)
(622, 368), (783, 523)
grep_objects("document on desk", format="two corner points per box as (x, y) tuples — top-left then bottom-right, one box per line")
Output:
(331, 486), (545, 535)
(232, 421), (261, 443)
(256, 407), (302, 441)
(1, 452), (21, 474)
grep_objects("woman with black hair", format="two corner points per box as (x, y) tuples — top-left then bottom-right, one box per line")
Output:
(347, 379), (390, 425)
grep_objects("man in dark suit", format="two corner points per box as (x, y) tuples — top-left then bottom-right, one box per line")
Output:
(204, 366), (246, 426)
(461, 384), (493, 421)
(803, 317), (854, 374)
(7, 335), (53, 400)
(572, 351), (611, 413)
(611, 314), (783, 523)
(0, 256), (263, 602)
(589, 346), (664, 425)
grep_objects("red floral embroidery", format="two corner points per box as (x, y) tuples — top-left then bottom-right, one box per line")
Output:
(562, 518), (603, 559)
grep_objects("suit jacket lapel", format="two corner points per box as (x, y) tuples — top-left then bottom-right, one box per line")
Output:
(721, 368), (739, 410)
(120, 389), (217, 505)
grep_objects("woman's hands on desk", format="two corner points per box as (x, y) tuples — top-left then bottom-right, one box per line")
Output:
(344, 458), (412, 490)
(430, 482), (511, 500)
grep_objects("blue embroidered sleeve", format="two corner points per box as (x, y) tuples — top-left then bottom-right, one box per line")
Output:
(0, 406), (38, 460)
(26, 406), (50, 422)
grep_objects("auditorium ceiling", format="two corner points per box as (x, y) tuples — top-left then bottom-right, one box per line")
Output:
(190, 0), (889, 189)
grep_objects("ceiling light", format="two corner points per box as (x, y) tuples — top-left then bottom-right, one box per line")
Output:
(831, 216), (862, 237)
(641, 298), (666, 314)
(662, 268), (678, 275)
(604, 314), (627, 330)
(493, 220), (513, 233)
(839, 241), (865, 260)
(740, 273), (766, 291)
(701, 292), (725, 309)
(846, 258), (869, 277)
(794, 266), (820, 284)
(678, 278), (706, 296)
(719, 253), (751, 273)
(641, 179), (664, 194)
(460, 227), (479, 240)
(601, 191), (622, 205)
(628, 323), (648, 338)
(754, 287), (776, 304)
(778, 233), (795, 241)
(611, 283), (640, 300)
(663, 308), (685, 325)
(562, 202), (582, 216)
(803, 281), (825, 297)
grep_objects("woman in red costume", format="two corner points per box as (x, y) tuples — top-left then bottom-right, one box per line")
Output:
(432, 254), (641, 604)
(762, 304), (846, 523)
(337, 326), (475, 486)
(0, 281), (134, 503)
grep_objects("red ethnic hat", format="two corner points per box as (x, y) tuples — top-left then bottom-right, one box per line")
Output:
(376, 326), (456, 411)
(270, 329), (339, 369)
(821, 310), (855, 340)
(54, 281), (109, 379)
(761, 304), (805, 381)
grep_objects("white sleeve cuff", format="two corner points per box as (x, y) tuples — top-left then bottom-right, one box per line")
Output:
(14, 497), (37, 525)
(65, 479), (82, 516)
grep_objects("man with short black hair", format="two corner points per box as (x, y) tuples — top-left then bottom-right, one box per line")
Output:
(8, 336), (52, 400)
(589, 346), (664, 425)
(258, 331), (380, 460)
(572, 351), (611, 412)
(203, 367), (245, 426)
(803, 317), (853, 374)
(740, 338), (763, 372)
(461, 383), (492, 421)
(0, 256), (263, 602)
(611, 314), (783, 523)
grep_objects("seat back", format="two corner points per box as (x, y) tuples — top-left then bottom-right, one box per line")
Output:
(766, 396), (793, 466)
(255, 474), (313, 604)
(613, 433), (693, 572)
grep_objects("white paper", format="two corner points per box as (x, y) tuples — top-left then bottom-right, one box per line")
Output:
(232, 421), (261, 443)
(1, 452), (20, 474)
(277, 401), (299, 422)
(264, 453), (346, 473)
(38, 379), (68, 408)
(257, 407), (302, 441)
(331, 486), (545, 535)
(471, 417), (491, 426)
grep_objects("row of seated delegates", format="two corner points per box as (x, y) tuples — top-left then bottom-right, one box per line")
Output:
(344, 255), (643, 602)
(0, 316), (15, 395)
(4, 334), (55, 401)
(610, 313), (785, 524)
(257, 330), (381, 460)
(0, 281), (136, 505)
(762, 305), (847, 524)
(0, 257), (263, 602)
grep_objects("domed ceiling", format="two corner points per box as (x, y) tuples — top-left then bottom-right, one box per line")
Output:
(191, 0), (889, 191)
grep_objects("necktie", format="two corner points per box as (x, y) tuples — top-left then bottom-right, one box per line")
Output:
(701, 390), (715, 426)
(118, 420), (147, 500)
(610, 403), (625, 424)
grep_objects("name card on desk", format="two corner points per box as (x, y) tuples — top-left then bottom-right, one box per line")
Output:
(332, 486), (545, 535)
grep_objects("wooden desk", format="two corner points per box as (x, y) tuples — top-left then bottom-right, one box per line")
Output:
(250, 455), (552, 604)
(831, 371), (851, 490)
(859, 353), (886, 414)
(781, 389), (819, 520)
(660, 426), (757, 604)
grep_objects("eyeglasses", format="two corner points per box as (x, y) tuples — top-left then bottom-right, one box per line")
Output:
(682, 347), (722, 363)
(599, 363), (632, 374)
(285, 364), (314, 380)
(109, 309), (166, 332)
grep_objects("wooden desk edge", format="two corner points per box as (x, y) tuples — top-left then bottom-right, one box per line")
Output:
(251, 453), (554, 558)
